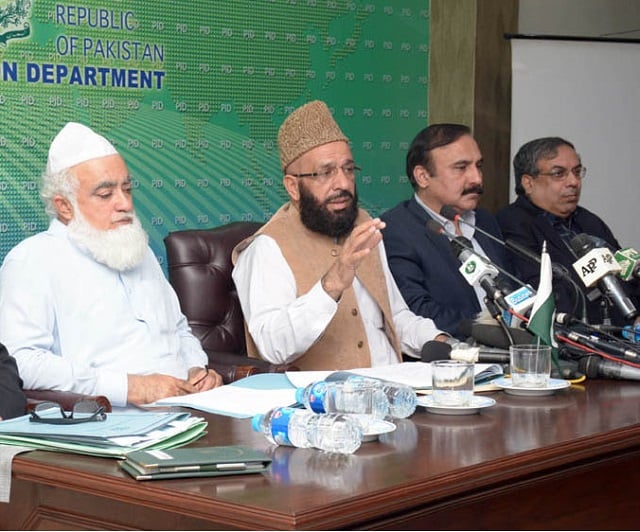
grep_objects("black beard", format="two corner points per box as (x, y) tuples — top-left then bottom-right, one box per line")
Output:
(298, 184), (358, 239)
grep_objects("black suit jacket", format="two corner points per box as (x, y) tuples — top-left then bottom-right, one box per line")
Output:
(496, 195), (640, 325)
(381, 198), (514, 337)
(0, 343), (25, 420)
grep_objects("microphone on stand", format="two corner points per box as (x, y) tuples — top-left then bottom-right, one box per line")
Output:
(614, 247), (640, 281)
(570, 234), (637, 321)
(440, 205), (572, 280)
(449, 236), (508, 311)
(426, 219), (530, 295)
(440, 205), (588, 322)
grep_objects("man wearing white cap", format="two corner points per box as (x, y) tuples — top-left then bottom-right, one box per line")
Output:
(232, 101), (448, 370)
(0, 122), (222, 407)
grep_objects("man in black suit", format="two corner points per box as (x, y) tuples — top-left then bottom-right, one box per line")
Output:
(381, 124), (514, 337)
(0, 344), (25, 420)
(496, 136), (640, 326)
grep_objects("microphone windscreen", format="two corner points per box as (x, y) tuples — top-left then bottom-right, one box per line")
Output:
(420, 341), (452, 362)
(471, 323), (534, 349)
(570, 233), (593, 256)
(440, 205), (458, 221)
(457, 319), (474, 338)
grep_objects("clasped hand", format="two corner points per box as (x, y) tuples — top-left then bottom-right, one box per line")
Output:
(127, 366), (223, 406)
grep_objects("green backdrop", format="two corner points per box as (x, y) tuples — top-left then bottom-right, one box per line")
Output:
(0, 0), (429, 269)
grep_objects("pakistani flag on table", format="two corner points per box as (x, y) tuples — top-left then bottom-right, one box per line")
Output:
(526, 241), (560, 366)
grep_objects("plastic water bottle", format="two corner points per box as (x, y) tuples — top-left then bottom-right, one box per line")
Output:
(295, 380), (390, 422)
(251, 406), (362, 454)
(325, 372), (418, 419)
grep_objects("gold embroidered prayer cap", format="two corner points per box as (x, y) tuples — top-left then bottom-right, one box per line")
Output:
(277, 100), (349, 171)
(46, 122), (118, 174)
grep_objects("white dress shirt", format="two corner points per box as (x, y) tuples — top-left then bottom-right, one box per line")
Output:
(0, 219), (207, 407)
(232, 234), (444, 366)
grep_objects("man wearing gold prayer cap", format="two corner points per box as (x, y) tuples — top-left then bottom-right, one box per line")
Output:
(233, 101), (448, 370)
(0, 122), (222, 407)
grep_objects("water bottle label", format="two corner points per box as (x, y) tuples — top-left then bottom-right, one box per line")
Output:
(307, 381), (329, 413)
(269, 407), (296, 446)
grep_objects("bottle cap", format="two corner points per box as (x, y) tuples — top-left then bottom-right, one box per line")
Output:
(251, 413), (264, 432)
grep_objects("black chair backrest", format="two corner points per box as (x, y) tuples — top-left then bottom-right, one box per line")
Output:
(164, 222), (262, 360)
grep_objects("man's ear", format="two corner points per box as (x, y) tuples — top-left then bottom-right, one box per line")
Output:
(521, 174), (534, 195)
(413, 165), (431, 189)
(53, 195), (74, 224)
(283, 173), (300, 202)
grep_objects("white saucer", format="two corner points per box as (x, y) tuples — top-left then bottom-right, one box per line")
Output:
(493, 377), (571, 396)
(416, 395), (496, 416)
(362, 420), (396, 442)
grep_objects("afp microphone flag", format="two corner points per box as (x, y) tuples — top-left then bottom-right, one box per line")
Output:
(527, 242), (560, 364)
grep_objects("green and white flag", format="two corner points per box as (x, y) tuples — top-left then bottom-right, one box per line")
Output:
(527, 242), (559, 363)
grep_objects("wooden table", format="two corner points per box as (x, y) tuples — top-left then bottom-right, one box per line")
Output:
(2, 379), (640, 530)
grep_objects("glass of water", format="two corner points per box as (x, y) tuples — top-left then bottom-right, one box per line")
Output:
(431, 360), (475, 406)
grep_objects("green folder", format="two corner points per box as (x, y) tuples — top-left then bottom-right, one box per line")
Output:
(120, 445), (271, 480)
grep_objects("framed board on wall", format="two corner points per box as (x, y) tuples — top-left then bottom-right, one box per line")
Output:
(510, 36), (640, 248)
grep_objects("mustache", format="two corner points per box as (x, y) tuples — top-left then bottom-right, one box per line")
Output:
(112, 213), (134, 223)
(462, 184), (484, 196)
(325, 190), (354, 203)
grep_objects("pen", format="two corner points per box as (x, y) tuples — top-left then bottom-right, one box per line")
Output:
(190, 366), (209, 387)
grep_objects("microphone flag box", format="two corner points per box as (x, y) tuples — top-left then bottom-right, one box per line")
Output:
(458, 255), (499, 285)
(614, 248), (640, 281)
(501, 285), (536, 328)
(572, 248), (621, 287)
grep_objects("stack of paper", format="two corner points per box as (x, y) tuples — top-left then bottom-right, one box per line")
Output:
(0, 411), (207, 458)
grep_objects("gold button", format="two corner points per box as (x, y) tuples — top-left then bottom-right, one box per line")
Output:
(357, 341), (364, 348)
(351, 308), (358, 316)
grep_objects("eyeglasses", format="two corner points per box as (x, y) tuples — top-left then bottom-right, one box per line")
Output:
(291, 163), (361, 184)
(29, 400), (107, 425)
(535, 166), (587, 181)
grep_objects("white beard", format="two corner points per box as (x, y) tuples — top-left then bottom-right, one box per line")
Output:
(66, 211), (149, 271)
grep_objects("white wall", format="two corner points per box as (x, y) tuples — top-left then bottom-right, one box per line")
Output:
(519, 0), (640, 39)
(510, 38), (640, 248)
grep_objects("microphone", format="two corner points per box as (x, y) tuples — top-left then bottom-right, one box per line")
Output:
(458, 320), (534, 350)
(578, 355), (640, 381)
(614, 247), (640, 281)
(420, 340), (510, 364)
(555, 314), (640, 362)
(439, 205), (587, 323)
(427, 219), (525, 288)
(450, 237), (508, 310)
(439, 205), (573, 281)
(570, 234), (637, 320)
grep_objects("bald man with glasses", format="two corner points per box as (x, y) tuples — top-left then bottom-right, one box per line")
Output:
(496, 136), (640, 326)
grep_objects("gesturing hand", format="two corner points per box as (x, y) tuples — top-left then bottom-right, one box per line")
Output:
(321, 218), (386, 301)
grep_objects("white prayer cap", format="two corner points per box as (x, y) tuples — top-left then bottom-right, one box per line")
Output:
(46, 122), (118, 174)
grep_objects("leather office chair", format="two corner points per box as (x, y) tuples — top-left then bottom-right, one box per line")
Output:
(164, 222), (296, 383)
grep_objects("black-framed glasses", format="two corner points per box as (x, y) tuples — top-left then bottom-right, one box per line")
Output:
(535, 166), (587, 181)
(290, 163), (361, 184)
(29, 400), (107, 425)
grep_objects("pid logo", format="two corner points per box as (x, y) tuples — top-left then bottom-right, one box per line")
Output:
(465, 261), (477, 274)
